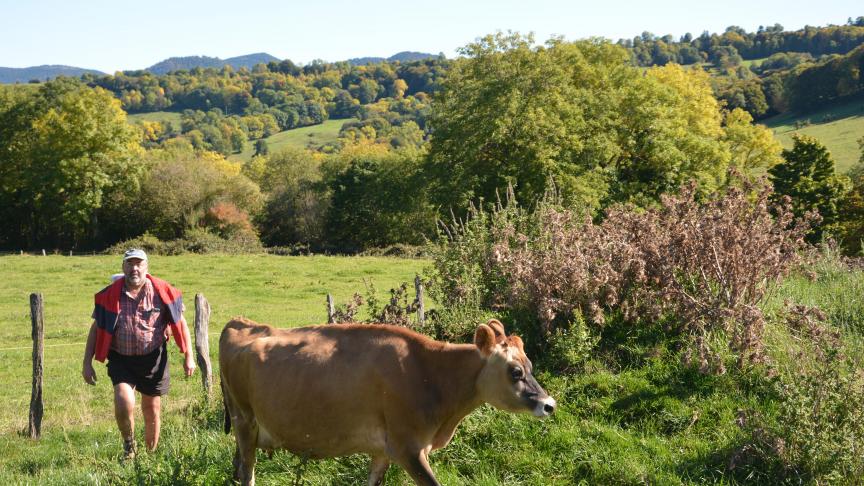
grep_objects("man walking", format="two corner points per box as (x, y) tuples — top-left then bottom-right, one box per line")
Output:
(82, 249), (195, 459)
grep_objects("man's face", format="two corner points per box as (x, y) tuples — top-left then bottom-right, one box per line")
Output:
(122, 258), (148, 288)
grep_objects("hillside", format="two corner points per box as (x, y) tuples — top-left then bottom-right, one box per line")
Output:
(763, 96), (864, 173)
(228, 118), (356, 163)
(0, 65), (105, 84)
(126, 111), (183, 127)
(347, 51), (436, 65)
(145, 52), (280, 74)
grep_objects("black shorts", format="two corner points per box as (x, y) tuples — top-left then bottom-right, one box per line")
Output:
(107, 345), (170, 396)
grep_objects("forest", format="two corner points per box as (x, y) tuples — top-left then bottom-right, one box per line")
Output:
(1, 22), (863, 255)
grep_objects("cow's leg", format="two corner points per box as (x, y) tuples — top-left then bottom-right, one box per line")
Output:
(233, 419), (258, 486)
(367, 456), (390, 486)
(232, 445), (242, 481)
(394, 450), (440, 486)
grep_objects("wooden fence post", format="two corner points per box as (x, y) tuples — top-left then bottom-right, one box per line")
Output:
(29, 293), (44, 439)
(194, 293), (212, 398)
(326, 294), (335, 324)
(414, 275), (425, 326)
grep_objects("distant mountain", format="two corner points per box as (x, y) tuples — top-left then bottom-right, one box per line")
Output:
(225, 52), (281, 68)
(346, 51), (437, 66)
(0, 65), (105, 84)
(145, 52), (281, 74)
(388, 51), (439, 63)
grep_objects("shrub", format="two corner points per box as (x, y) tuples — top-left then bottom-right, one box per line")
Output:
(106, 229), (262, 255)
(430, 176), (813, 371)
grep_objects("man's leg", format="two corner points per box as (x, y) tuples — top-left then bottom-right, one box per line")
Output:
(141, 393), (161, 451)
(114, 383), (136, 457)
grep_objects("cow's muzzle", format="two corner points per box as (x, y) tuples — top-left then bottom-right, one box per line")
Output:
(532, 396), (556, 418)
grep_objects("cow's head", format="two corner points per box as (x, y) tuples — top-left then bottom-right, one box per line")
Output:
(474, 319), (556, 418)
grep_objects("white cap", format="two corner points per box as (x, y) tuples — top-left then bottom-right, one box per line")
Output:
(123, 249), (148, 262)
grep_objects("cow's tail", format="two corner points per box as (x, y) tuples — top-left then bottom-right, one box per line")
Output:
(221, 379), (231, 434)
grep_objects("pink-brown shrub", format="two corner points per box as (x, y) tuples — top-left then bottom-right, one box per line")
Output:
(439, 177), (814, 371)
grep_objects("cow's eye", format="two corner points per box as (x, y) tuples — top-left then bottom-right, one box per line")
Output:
(510, 366), (524, 381)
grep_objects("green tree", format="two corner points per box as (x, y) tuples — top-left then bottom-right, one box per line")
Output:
(837, 137), (864, 254)
(427, 33), (734, 213)
(255, 148), (328, 247)
(722, 108), (783, 175)
(325, 145), (436, 251)
(254, 139), (270, 157)
(769, 135), (850, 242)
(0, 79), (142, 249)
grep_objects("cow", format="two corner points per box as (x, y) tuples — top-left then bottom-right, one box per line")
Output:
(219, 317), (556, 486)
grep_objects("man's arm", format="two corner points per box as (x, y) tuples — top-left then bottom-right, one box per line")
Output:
(180, 317), (196, 377)
(82, 321), (97, 385)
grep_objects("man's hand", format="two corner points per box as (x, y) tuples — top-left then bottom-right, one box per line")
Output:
(82, 361), (97, 385)
(183, 353), (196, 377)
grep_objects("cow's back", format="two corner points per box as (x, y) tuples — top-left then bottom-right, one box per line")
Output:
(219, 318), (443, 458)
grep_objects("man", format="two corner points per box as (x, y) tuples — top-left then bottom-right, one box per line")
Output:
(82, 249), (195, 459)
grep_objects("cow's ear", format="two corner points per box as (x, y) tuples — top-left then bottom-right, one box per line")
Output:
(474, 324), (496, 356)
(507, 335), (524, 352)
(486, 319), (506, 342)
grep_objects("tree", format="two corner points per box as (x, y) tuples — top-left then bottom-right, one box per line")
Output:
(769, 135), (850, 242)
(325, 145), (436, 251)
(722, 108), (783, 174)
(133, 147), (262, 240)
(255, 148), (328, 247)
(427, 33), (735, 214)
(0, 79), (142, 249)
(837, 137), (864, 254)
(254, 139), (270, 157)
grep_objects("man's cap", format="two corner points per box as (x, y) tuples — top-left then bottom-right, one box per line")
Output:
(123, 249), (148, 262)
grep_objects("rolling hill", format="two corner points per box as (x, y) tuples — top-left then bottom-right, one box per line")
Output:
(763, 96), (864, 173)
(145, 52), (280, 74)
(0, 65), (105, 84)
(346, 51), (437, 65)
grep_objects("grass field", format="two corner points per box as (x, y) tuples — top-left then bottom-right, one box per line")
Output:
(125, 113), (353, 163)
(762, 97), (864, 173)
(229, 118), (355, 163)
(2, 254), (862, 484)
(126, 111), (183, 127)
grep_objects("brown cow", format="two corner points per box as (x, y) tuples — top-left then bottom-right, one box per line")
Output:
(219, 317), (556, 486)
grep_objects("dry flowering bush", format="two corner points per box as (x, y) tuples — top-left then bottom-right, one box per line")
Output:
(332, 281), (425, 330)
(330, 293), (364, 323)
(489, 176), (814, 371)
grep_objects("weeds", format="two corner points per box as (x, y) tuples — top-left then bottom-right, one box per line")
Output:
(735, 303), (864, 483)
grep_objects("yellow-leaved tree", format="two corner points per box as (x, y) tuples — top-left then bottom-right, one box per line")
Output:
(0, 78), (142, 249)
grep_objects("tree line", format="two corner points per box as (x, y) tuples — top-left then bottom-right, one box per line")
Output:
(2, 33), (863, 254)
(621, 20), (864, 67)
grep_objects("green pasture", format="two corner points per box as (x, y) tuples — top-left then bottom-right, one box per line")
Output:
(229, 118), (355, 163)
(763, 98), (864, 173)
(2, 254), (863, 484)
(0, 255), (425, 475)
(126, 111), (183, 127)
(739, 57), (767, 69)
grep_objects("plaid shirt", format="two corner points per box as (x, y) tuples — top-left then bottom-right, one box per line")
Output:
(106, 279), (168, 356)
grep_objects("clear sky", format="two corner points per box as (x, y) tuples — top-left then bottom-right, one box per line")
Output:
(1, 0), (861, 73)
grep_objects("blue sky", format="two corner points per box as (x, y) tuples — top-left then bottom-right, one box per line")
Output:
(0, 0), (860, 72)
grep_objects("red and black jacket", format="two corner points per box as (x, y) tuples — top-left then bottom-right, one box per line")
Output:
(92, 274), (188, 362)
